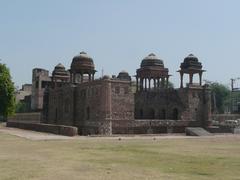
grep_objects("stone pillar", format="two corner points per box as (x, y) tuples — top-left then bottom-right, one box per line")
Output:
(148, 78), (151, 90)
(166, 76), (169, 88)
(140, 78), (143, 91)
(73, 74), (76, 83)
(81, 73), (83, 83)
(161, 77), (165, 88)
(144, 78), (147, 91)
(154, 78), (156, 90)
(70, 73), (73, 83)
(157, 78), (160, 88)
(189, 73), (193, 84)
(199, 72), (202, 86)
(136, 77), (139, 92)
(88, 73), (91, 82)
(180, 72), (183, 88)
(92, 73), (95, 81)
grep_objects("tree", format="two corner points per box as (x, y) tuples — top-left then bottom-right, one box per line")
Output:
(209, 82), (230, 113)
(0, 63), (15, 121)
(15, 101), (27, 113)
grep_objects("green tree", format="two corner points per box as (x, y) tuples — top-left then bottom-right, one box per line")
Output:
(209, 82), (230, 113)
(15, 101), (27, 113)
(0, 63), (15, 121)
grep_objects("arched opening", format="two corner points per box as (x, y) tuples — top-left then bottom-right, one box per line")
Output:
(173, 108), (178, 120)
(86, 107), (90, 120)
(149, 108), (155, 119)
(54, 108), (58, 124)
(140, 109), (143, 119)
(159, 109), (166, 119)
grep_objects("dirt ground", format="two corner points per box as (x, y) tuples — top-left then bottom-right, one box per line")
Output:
(1, 122), (240, 180)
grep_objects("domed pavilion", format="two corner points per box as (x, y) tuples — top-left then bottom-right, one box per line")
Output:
(136, 53), (170, 92)
(52, 63), (70, 83)
(177, 54), (205, 88)
(70, 51), (96, 83)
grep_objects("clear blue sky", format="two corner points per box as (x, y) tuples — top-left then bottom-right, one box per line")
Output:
(1, 0), (240, 88)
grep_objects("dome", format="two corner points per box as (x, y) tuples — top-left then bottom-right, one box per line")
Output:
(52, 63), (70, 77)
(117, 70), (131, 81)
(184, 54), (199, 62)
(102, 75), (111, 80)
(70, 51), (95, 73)
(140, 53), (164, 68)
(180, 54), (202, 70)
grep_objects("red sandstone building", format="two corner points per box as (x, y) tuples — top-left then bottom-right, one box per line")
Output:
(31, 52), (211, 135)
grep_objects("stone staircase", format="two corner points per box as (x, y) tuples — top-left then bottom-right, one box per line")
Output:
(185, 127), (212, 136)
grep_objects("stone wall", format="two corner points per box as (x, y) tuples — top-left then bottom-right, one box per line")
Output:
(47, 84), (75, 126)
(8, 112), (41, 123)
(74, 80), (112, 127)
(211, 114), (240, 122)
(31, 68), (51, 111)
(111, 119), (201, 134)
(7, 121), (78, 136)
(134, 86), (211, 127)
(135, 89), (185, 120)
(111, 80), (134, 121)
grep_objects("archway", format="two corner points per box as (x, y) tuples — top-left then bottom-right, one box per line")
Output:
(173, 108), (178, 120)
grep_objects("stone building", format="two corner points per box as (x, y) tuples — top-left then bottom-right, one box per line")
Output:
(31, 68), (51, 111)
(15, 84), (32, 112)
(15, 84), (32, 103)
(41, 52), (211, 135)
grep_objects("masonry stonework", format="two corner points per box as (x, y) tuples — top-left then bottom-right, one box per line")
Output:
(40, 52), (211, 135)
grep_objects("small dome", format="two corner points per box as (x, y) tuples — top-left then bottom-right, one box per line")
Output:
(180, 54), (202, 70)
(103, 75), (111, 80)
(71, 51), (95, 73)
(140, 53), (164, 68)
(117, 70), (131, 81)
(184, 54), (199, 62)
(55, 63), (65, 70)
(52, 63), (69, 77)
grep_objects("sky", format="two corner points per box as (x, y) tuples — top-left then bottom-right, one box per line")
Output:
(1, 0), (240, 88)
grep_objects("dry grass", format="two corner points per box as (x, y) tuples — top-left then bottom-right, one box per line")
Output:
(0, 132), (240, 180)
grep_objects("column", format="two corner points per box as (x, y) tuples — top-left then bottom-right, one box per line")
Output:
(73, 74), (76, 83)
(199, 72), (202, 86)
(161, 77), (165, 88)
(166, 76), (169, 88)
(88, 73), (91, 82)
(136, 77), (139, 92)
(144, 78), (147, 91)
(70, 73), (73, 83)
(180, 72), (183, 88)
(140, 78), (143, 91)
(81, 73), (84, 83)
(148, 78), (151, 90)
(157, 78), (160, 88)
(189, 73), (193, 84)
(154, 78), (156, 90)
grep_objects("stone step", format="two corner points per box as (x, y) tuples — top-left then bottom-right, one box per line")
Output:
(185, 127), (212, 136)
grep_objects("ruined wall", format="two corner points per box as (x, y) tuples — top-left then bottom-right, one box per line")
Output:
(47, 84), (75, 126)
(134, 85), (211, 126)
(73, 79), (113, 134)
(31, 68), (51, 111)
(66, 79), (134, 135)
(8, 112), (41, 123)
(112, 119), (201, 134)
(111, 80), (134, 121)
(134, 89), (186, 120)
(179, 85), (211, 126)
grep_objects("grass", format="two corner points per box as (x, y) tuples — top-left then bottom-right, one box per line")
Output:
(0, 132), (240, 180)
